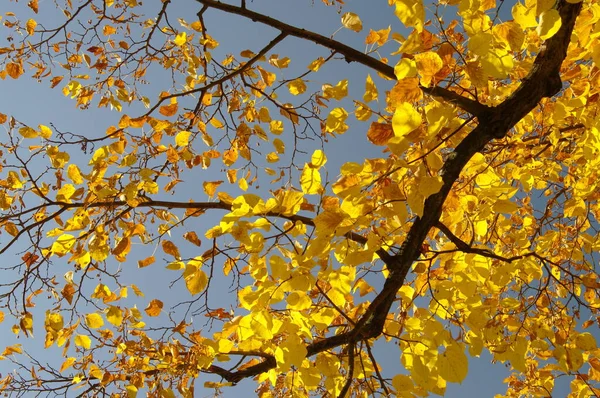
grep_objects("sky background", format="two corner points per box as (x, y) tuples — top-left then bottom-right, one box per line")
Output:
(0, 0), (590, 396)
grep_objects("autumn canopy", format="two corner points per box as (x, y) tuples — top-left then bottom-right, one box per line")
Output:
(1, 0), (600, 396)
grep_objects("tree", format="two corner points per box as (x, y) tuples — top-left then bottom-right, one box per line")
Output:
(0, 0), (598, 396)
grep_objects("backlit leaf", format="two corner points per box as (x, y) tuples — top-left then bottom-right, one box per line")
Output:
(26, 19), (37, 35)
(173, 32), (187, 46)
(438, 343), (468, 383)
(341, 12), (362, 32)
(392, 102), (422, 138)
(85, 313), (104, 329)
(74, 334), (92, 349)
(537, 9), (562, 40)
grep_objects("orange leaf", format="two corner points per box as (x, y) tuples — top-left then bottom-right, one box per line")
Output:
(162, 240), (180, 259)
(367, 122), (394, 146)
(203, 180), (223, 198)
(6, 63), (24, 79)
(62, 283), (76, 305)
(50, 76), (64, 88)
(145, 299), (163, 317)
(389, 77), (422, 104)
(183, 231), (202, 246)
(28, 0), (39, 13)
(112, 237), (130, 258)
(159, 102), (178, 117)
(137, 255), (155, 268)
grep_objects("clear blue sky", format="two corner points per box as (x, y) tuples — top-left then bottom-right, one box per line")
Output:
(0, 0), (585, 396)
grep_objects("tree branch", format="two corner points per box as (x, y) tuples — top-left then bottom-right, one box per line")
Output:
(180, 0), (583, 384)
(195, 0), (487, 116)
(2, 198), (393, 267)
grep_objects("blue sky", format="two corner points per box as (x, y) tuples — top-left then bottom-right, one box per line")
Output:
(0, 0), (587, 396)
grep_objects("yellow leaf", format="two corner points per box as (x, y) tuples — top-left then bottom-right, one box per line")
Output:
(60, 357), (76, 372)
(395, 0), (425, 32)
(468, 31), (492, 58)
(238, 177), (249, 191)
(2, 344), (23, 356)
(300, 165), (322, 195)
(38, 124), (52, 139)
(203, 180), (223, 198)
(364, 74), (378, 102)
(20, 312), (34, 336)
(269, 55), (290, 68)
(218, 339), (234, 353)
(307, 57), (325, 72)
(175, 131), (191, 147)
(50, 75), (64, 88)
(145, 299), (163, 317)
(575, 332), (597, 351)
(269, 120), (284, 135)
(418, 176), (443, 197)
(392, 102), (422, 138)
(286, 291), (312, 310)
(322, 80), (348, 100)
(103, 25), (117, 35)
(106, 306), (123, 326)
(56, 185), (77, 203)
(493, 22), (525, 52)
(366, 26), (391, 46)
(512, 2), (537, 29)
(51, 234), (76, 256)
(392, 374), (414, 393)
(481, 48), (514, 79)
(185, 266), (208, 295)
(311, 149), (327, 168)
(314, 210), (345, 235)
(415, 51), (443, 87)
(85, 313), (104, 329)
(276, 190), (304, 215)
(26, 19), (37, 35)
(395, 58), (417, 81)
(131, 284), (144, 297)
(288, 79), (306, 95)
(75, 334), (92, 349)
(537, 9), (562, 40)
(173, 31), (187, 46)
(325, 107), (349, 134)
(19, 126), (37, 139)
(275, 334), (307, 370)
(341, 12), (362, 32)
(438, 343), (468, 383)
(223, 147), (238, 166)
(273, 138), (285, 154)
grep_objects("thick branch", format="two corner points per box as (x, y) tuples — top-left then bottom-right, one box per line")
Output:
(195, 0), (486, 116)
(185, 0), (583, 384)
(351, 0), (583, 340)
